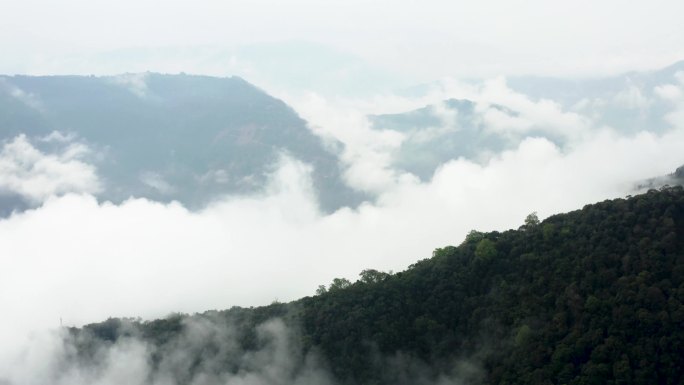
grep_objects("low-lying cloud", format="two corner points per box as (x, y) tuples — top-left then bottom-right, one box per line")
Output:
(0, 134), (101, 204)
(655, 70), (684, 127)
(1, 317), (336, 385)
(1, 314), (484, 385)
(0, 78), (44, 111)
(1, 75), (684, 382)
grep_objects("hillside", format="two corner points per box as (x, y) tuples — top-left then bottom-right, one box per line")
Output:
(371, 61), (684, 185)
(0, 73), (364, 212)
(368, 99), (511, 180)
(70, 186), (684, 385)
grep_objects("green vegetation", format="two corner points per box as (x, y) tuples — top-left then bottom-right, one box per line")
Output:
(75, 187), (684, 384)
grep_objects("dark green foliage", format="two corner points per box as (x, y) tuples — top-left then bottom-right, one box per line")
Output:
(74, 187), (684, 384)
(328, 277), (353, 291)
(301, 187), (684, 384)
(71, 303), (296, 380)
(358, 269), (391, 284)
(523, 211), (540, 228)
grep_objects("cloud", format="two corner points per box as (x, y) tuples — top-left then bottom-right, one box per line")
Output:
(109, 73), (151, 98)
(0, 317), (338, 385)
(1, 122), (682, 348)
(655, 71), (684, 127)
(0, 135), (101, 204)
(474, 77), (591, 142)
(0, 313), (486, 385)
(655, 84), (682, 101)
(286, 76), (596, 193)
(40, 131), (78, 144)
(406, 102), (461, 144)
(1, 303), (495, 385)
(139, 171), (175, 195)
(0, 78), (44, 111)
(289, 92), (410, 194)
(1, 75), (684, 383)
(612, 84), (652, 110)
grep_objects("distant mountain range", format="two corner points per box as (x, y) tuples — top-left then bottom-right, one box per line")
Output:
(507, 60), (684, 134)
(0, 73), (365, 214)
(371, 61), (684, 184)
(1, 62), (683, 215)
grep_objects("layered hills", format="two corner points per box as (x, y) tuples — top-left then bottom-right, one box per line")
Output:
(3, 63), (683, 216)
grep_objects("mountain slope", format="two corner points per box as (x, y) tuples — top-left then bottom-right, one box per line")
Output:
(302, 186), (684, 384)
(369, 99), (512, 180)
(0, 73), (364, 212)
(636, 164), (684, 191)
(68, 186), (684, 385)
(371, 61), (684, 183)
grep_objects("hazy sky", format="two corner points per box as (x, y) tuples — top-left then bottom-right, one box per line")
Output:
(2, 0), (684, 93)
(2, 1), (684, 378)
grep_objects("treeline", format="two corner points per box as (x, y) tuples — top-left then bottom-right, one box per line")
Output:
(74, 186), (684, 385)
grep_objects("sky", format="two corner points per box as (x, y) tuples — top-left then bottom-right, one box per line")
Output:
(2, 1), (684, 380)
(2, 0), (684, 94)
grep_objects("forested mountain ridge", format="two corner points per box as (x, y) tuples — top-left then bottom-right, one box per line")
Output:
(73, 187), (684, 385)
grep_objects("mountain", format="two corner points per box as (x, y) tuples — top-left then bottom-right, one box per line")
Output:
(373, 62), (684, 182)
(66, 186), (684, 385)
(636, 164), (684, 191)
(507, 60), (684, 134)
(0, 73), (365, 213)
(396, 60), (684, 135)
(369, 99), (512, 181)
(676, 165), (684, 184)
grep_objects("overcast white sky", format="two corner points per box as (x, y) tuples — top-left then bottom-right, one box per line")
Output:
(2, 0), (684, 91)
(2, 1), (684, 377)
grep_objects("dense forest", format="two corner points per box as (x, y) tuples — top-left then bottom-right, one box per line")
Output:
(73, 186), (684, 385)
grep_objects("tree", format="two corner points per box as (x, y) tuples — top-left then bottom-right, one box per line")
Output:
(462, 230), (485, 244)
(315, 285), (328, 295)
(474, 238), (497, 262)
(359, 269), (389, 284)
(329, 278), (352, 291)
(523, 212), (540, 229)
